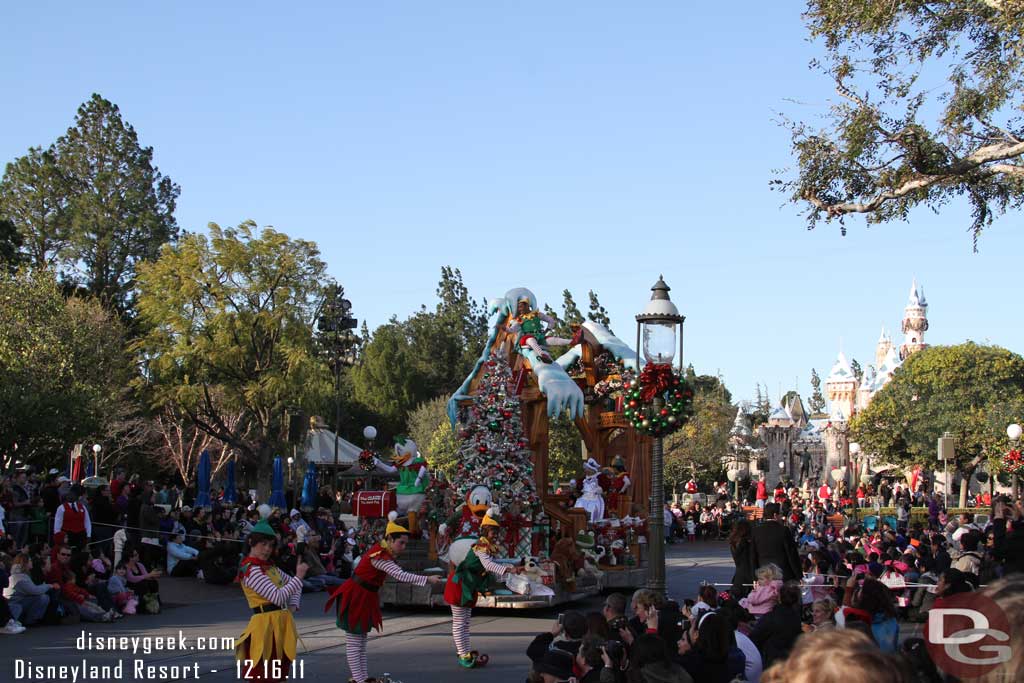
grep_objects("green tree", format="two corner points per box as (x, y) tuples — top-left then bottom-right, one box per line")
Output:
(777, 2), (1024, 248)
(406, 396), (460, 477)
(587, 290), (612, 331)
(851, 343), (1024, 488)
(0, 219), (23, 274)
(403, 266), (487, 399)
(850, 358), (863, 383)
(752, 383), (771, 426)
(351, 322), (423, 437)
(134, 222), (330, 494)
(0, 148), (69, 270)
(664, 378), (735, 492)
(0, 269), (131, 467)
(0, 94), (180, 313)
(548, 412), (583, 485)
(809, 368), (827, 415)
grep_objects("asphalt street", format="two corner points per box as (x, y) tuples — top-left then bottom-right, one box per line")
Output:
(0, 540), (736, 683)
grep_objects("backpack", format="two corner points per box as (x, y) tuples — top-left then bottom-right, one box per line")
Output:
(141, 593), (161, 615)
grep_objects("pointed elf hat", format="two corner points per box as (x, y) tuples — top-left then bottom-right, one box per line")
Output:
(251, 518), (277, 537)
(480, 506), (501, 529)
(385, 511), (410, 537)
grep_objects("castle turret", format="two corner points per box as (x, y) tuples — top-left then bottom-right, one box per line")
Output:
(900, 279), (929, 360)
(825, 350), (859, 420)
(875, 327), (893, 370)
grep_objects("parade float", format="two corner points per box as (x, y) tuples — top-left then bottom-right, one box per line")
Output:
(355, 287), (665, 609)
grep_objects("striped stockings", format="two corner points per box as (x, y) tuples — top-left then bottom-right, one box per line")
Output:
(451, 606), (471, 656)
(345, 633), (368, 683)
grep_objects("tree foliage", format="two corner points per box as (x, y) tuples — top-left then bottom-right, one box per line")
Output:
(809, 368), (827, 415)
(353, 267), (487, 438)
(407, 396), (460, 477)
(850, 358), (863, 383)
(851, 343), (1024, 473)
(0, 219), (22, 274)
(548, 412), (583, 484)
(587, 290), (612, 332)
(134, 222), (331, 492)
(777, 1), (1024, 248)
(0, 269), (131, 466)
(0, 94), (180, 312)
(664, 374), (735, 491)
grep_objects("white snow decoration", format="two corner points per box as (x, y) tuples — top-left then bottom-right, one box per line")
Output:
(555, 320), (642, 372)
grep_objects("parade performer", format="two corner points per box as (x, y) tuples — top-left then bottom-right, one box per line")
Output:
(576, 458), (605, 522)
(235, 518), (306, 681)
(326, 512), (441, 683)
(444, 509), (521, 669)
(506, 296), (571, 363)
(605, 455), (632, 512)
(391, 436), (429, 531)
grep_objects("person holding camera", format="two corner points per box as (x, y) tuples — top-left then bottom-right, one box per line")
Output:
(528, 610), (588, 664)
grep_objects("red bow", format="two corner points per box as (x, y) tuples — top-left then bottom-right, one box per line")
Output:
(638, 363), (675, 402)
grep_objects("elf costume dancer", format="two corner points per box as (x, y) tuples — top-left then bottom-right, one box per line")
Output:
(326, 512), (442, 683)
(444, 509), (522, 669)
(235, 519), (307, 681)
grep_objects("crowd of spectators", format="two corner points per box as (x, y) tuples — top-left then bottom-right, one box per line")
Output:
(526, 486), (1024, 683)
(0, 466), (357, 635)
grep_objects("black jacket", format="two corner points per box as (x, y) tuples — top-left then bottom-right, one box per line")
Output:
(749, 604), (802, 668)
(730, 538), (754, 597)
(993, 517), (1024, 575)
(526, 633), (582, 663)
(750, 520), (802, 581)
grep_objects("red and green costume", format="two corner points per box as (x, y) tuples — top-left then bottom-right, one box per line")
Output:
(326, 543), (391, 634)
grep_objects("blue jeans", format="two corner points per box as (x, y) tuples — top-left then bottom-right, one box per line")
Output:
(9, 593), (49, 625)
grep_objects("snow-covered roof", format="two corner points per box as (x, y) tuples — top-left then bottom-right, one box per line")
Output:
(907, 278), (927, 308)
(826, 351), (856, 384)
(859, 366), (877, 393)
(877, 326), (889, 344)
(730, 405), (753, 438)
(830, 404), (847, 421)
(768, 403), (794, 426)
(795, 421), (823, 444)
(871, 346), (902, 393)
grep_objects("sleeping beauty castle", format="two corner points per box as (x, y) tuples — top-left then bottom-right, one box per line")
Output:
(728, 279), (930, 490)
(822, 279), (930, 480)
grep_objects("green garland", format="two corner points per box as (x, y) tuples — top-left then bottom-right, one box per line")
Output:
(622, 368), (694, 437)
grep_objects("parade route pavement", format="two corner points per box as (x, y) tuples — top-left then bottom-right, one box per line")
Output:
(0, 540), (737, 682)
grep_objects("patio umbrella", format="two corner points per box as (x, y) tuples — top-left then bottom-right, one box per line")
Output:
(195, 449), (212, 508)
(86, 459), (95, 477)
(223, 459), (237, 504)
(301, 462), (318, 508)
(269, 456), (287, 509)
(70, 455), (85, 483)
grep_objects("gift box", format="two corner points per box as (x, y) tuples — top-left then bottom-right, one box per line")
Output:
(353, 490), (397, 518)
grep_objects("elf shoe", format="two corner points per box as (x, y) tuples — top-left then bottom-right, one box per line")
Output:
(457, 654), (475, 669)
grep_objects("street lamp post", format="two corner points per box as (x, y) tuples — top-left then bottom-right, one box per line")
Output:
(92, 444), (102, 479)
(635, 276), (685, 596)
(849, 442), (861, 498)
(316, 283), (359, 490)
(1008, 423), (1022, 498)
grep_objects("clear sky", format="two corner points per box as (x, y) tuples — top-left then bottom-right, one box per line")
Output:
(2, 2), (1021, 405)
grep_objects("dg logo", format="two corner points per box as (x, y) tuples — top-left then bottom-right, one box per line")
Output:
(925, 592), (1013, 678)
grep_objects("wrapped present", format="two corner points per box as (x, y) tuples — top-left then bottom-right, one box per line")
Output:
(353, 490), (397, 518)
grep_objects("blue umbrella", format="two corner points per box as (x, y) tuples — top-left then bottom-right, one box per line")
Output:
(86, 460), (94, 477)
(223, 459), (237, 504)
(301, 462), (317, 508)
(195, 449), (212, 508)
(269, 456), (287, 509)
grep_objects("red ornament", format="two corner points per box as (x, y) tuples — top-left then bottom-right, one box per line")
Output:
(628, 400), (637, 408)
(660, 408), (669, 416)
(478, 445), (489, 454)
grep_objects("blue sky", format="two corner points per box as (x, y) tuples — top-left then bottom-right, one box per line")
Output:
(2, 2), (1021, 405)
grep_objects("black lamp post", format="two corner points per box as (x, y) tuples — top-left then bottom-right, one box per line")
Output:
(635, 276), (685, 596)
(316, 282), (359, 489)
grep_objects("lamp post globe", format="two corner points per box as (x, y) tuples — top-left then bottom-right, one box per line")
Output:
(849, 442), (861, 456)
(635, 275), (685, 597)
(1008, 423), (1022, 442)
(363, 426), (378, 441)
(92, 444), (102, 455)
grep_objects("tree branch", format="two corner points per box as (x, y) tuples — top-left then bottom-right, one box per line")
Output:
(804, 140), (1024, 216)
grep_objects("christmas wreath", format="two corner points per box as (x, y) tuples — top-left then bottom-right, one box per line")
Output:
(358, 449), (375, 472)
(622, 363), (694, 437)
(1002, 449), (1023, 475)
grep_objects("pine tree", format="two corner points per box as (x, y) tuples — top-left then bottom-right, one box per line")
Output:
(587, 290), (612, 331)
(562, 290), (584, 326)
(453, 354), (539, 520)
(809, 368), (827, 415)
(850, 358), (863, 383)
